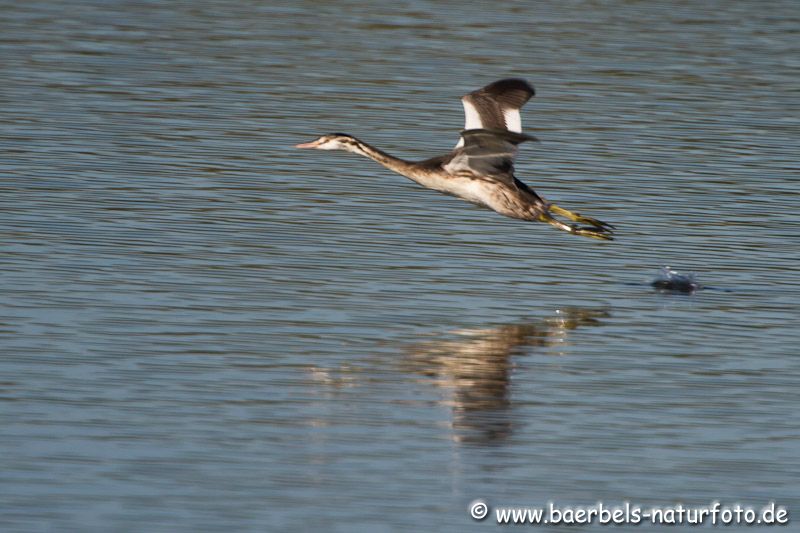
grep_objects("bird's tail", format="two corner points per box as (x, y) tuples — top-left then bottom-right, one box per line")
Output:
(540, 204), (615, 241)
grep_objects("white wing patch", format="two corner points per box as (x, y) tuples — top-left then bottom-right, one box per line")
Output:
(503, 108), (522, 133)
(462, 98), (484, 129)
(457, 98), (484, 147)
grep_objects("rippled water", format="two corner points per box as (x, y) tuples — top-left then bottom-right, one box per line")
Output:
(2, 0), (799, 530)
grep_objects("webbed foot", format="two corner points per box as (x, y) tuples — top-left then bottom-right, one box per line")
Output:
(539, 205), (615, 241)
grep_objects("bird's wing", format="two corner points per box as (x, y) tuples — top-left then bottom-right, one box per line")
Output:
(458, 79), (535, 147)
(444, 129), (537, 185)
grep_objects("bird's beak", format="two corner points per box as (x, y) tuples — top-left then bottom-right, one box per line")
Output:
(295, 139), (322, 149)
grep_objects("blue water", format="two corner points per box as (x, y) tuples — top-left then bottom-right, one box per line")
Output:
(2, 1), (799, 531)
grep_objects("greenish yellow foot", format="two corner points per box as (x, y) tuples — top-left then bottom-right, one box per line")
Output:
(549, 204), (616, 232)
(539, 205), (615, 241)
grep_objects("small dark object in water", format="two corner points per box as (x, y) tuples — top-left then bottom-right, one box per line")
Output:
(651, 266), (701, 294)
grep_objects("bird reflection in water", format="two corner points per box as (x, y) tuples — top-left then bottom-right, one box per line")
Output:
(403, 308), (610, 445)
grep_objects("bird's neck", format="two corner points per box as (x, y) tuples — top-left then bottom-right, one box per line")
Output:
(347, 138), (417, 177)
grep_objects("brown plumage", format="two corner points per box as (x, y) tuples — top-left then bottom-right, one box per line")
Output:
(296, 79), (614, 240)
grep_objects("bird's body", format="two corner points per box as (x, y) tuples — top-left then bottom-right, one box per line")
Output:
(297, 79), (614, 240)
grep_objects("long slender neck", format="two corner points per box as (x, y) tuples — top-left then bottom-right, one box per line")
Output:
(347, 138), (418, 178)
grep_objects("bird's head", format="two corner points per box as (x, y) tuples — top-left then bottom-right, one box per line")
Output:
(295, 133), (360, 152)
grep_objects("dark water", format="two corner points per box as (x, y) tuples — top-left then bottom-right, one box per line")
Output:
(2, 1), (799, 531)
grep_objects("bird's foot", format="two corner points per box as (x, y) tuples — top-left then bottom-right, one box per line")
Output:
(567, 224), (615, 241)
(549, 204), (615, 232)
(541, 204), (615, 241)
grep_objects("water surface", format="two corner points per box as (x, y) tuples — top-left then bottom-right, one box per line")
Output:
(2, 0), (799, 531)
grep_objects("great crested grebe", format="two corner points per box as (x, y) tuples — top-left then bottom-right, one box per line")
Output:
(296, 79), (614, 240)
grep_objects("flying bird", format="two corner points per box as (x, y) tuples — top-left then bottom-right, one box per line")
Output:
(296, 79), (614, 240)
